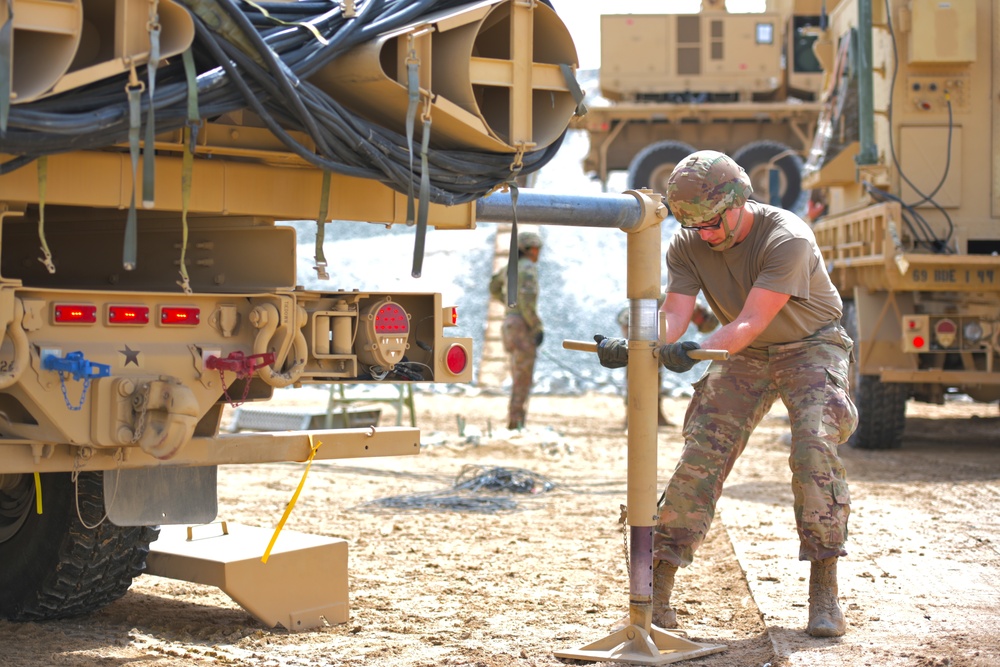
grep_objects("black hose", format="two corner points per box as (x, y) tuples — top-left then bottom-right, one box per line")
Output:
(0, 0), (571, 206)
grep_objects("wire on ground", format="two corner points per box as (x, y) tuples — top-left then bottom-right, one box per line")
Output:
(356, 464), (556, 514)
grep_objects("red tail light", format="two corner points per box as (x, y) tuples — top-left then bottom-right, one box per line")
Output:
(53, 304), (97, 324)
(374, 302), (409, 334)
(160, 306), (200, 325)
(445, 344), (468, 375)
(108, 305), (150, 325)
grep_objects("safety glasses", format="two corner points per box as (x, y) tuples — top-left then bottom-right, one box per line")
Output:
(684, 215), (725, 232)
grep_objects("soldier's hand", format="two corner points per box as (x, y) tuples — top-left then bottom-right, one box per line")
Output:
(534, 330), (544, 347)
(659, 341), (700, 373)
(594, 335), (628, 369)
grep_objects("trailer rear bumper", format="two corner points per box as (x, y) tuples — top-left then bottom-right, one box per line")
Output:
(0, 426), (421, 474)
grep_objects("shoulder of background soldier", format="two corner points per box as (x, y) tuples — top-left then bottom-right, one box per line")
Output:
(617, 301), (716, 333)
(518, 255), (539, 273)
(691, 304), (720, 334)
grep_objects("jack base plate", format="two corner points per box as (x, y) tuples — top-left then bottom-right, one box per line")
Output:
(554, 624), (726, 665)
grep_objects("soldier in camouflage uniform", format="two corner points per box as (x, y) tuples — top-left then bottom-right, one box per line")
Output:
(491, 230), (544, 430)
(597, 150), (857, 638)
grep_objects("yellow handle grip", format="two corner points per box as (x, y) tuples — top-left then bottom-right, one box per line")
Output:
(562, 340), (730, 361)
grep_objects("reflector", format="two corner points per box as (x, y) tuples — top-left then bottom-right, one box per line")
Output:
(445, 344), (468, 375)
(108, 305), (150, 325)
(53, 304), (97, 324)
(160, 307), (200, 325)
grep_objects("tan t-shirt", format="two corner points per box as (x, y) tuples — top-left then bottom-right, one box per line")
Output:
(665, 201), (842, 348)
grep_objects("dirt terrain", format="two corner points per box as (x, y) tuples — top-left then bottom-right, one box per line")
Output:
(1, 389), (998, 667)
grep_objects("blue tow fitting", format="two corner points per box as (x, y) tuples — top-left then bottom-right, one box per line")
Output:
(42, 351), (111, 381)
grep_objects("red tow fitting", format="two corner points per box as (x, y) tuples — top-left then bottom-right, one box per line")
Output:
(205, 351), (276, 377)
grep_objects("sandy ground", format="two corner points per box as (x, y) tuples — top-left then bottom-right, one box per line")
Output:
(1, 389), (998, 667)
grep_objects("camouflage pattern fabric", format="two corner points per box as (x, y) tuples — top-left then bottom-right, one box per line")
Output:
(502, 314), (538, 429)
(501, 256), (542, 429)
(653, 324), (857, 566)
(665, 151), (753, 226)
(505, 257), (542, 332)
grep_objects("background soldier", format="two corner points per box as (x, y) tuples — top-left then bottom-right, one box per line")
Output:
(491, 230), (544, 430)
(616, 297), (719, 428)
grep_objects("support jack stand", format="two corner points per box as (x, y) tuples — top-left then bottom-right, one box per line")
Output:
(559, 196), (731, 665)
(554, 624), (725, 665)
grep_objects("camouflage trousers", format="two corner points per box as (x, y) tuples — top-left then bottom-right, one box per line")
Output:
(502, 315), (538, 428)
(654, 324), (858, 566)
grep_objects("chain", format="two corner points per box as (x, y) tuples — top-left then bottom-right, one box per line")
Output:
(57, 372), (90, 411)
(218, 367), (253, 408)
(130, 385), (149, 444)
(619, 503), (630, 582)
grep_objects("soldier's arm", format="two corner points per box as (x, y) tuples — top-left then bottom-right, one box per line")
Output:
(519, 266), (542, 333)
(659, 293), (697, 344)
(699, 287), (789, 354)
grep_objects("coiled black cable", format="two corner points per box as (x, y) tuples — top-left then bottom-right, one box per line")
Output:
(0, 0), (567, 203)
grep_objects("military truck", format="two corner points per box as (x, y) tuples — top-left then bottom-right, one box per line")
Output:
(0, 0), (581, 624)
(573, 0), (833, 209)
(805, 0), (999, 449)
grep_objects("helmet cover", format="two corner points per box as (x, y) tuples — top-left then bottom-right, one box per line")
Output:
(665, 150), (753, 226)
(516, 230), (543, 251)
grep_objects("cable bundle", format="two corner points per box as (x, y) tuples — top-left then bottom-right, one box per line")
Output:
(0, 0), (564, 205)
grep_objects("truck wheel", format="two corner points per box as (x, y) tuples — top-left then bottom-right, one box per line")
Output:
(841, 299), (908, 450)
(731, 140), (803, 210)
(0, 471), (159, 621)
(851, 376), (908, 449)
(841, 299), (860, 405)
(626, 140), (698, 195)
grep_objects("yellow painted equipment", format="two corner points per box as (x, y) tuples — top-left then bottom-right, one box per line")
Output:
(0, 0), (580, 627)
(1, 0), (194, 103)
(805, 0), (1000, 449)
(312, 0), (578, 152)
(573, 0), (834, 209)
(146, 522), (349, 631)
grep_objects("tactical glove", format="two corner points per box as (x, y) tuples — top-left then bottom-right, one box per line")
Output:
(594, 334), (628, 369)
(659, 341), (700, 373)
(534, 330), (544, 347)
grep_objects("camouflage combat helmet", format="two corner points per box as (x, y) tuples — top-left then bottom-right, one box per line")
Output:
(665, 150), (753, 227)
(517, 230), (543, 251)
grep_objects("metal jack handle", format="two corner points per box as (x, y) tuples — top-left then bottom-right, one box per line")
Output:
(563, 340), (730, 363)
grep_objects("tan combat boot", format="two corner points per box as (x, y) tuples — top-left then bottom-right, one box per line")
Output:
(806, 556), (846, 637)
(651, 559), (679, 628)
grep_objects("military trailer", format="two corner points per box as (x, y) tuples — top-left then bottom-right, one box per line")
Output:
(572, 0), (834, 209)
(0, 0), (582, 626)
(806, 0), (1000, 449)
